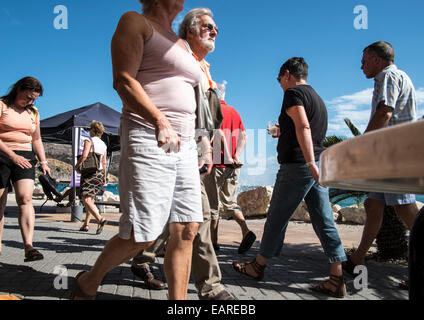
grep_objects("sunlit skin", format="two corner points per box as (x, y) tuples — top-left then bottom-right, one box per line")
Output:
(14, 90), (40, 108)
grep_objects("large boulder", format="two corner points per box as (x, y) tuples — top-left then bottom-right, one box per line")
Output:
(291, 200), (310, 222)
(338, 205), (366, 224)
(237, 186), (273, 217)
(291, 201), (340, 222)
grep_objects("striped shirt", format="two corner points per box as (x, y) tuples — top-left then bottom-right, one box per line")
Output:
(371, 64), (417, 126)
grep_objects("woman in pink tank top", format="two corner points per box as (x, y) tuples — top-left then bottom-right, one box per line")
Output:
(71, 0), (203, 301)
(0, 76), (51, 263)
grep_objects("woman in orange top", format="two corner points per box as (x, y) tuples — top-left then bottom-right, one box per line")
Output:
(0, 77), (51, 262)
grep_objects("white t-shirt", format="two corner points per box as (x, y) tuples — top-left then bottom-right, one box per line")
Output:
(84, 136), (107, 170)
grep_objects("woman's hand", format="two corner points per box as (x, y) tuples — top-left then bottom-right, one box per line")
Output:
(40, 162), (51, 175)
(11, 153), (32, 169)
(155, 116), (181, 153)
(308, 163), (320, 184)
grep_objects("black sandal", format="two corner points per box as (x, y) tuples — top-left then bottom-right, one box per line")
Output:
(70, 271), (96, 300)
(310, 274), (346, 298)
(232, 258), (266, 281)
(96, 219), (107, 235)
(24, 249), (44, 262)
(79, 226), (89, 232)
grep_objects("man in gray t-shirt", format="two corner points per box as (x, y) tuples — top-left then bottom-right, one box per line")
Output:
(343, 41), (419, 281)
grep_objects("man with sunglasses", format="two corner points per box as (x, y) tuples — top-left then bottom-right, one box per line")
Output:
(130, 8), (233, 300)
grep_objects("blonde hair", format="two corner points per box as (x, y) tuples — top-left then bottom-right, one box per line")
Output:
(90, 121), (104, 137)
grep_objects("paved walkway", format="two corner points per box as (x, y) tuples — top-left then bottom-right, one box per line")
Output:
(0, 199), (409, 300)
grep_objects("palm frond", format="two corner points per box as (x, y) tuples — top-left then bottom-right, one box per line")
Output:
(323, 135), (345, 148)
(343, 118), (362, 136)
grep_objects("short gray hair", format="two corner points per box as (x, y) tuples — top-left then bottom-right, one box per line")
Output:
(138, 0), (155, 13)
(178, 8), (213, 39)
(364, 41), (395, 62)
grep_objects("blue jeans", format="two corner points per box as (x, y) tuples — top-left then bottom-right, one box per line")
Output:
(259, 162), (347, 263)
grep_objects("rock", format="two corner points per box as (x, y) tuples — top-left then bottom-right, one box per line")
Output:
(332, 204), (341, 222)
(237, 186), (273, 217)
(291, 200), (310, 222)
(339, 205), (366, 224)
(32, 184), (45, 199)
(332, 204), (342, 213)
(102, 191), (119, 202)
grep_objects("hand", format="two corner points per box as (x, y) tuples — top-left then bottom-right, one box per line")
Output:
(41, 163), (51, 176)
(11, 154), (32, 169)
(232, 156), (243, 168)
(308, 164), (323, 186)
(267, 125), (280, 138)
(155, 117), (181, 153)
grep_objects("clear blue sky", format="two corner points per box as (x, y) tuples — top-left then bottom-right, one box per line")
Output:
(1, 0), (423, 185)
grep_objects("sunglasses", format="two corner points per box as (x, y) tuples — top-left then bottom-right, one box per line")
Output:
(202, 23), (219, 34)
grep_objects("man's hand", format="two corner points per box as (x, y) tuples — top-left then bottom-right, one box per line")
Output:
(197, 136), (213, 175)
(232, 156), (243, 168)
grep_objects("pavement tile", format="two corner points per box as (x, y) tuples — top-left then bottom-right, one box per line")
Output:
(0, 199), (410, 301)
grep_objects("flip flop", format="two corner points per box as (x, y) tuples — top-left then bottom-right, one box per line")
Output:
(24, 249), (44, 262)
(238, 231), (256, 254)
(96, 219), (107, 235)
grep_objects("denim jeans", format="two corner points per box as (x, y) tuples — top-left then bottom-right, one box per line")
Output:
(259, 162), (347, 263)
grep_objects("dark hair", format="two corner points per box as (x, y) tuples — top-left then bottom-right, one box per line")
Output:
(278, 57), (308, 80)
(1, 77), (43, 106)
(364, 41), (395, 62)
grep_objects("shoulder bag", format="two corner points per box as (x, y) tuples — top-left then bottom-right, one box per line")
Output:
(77, 138), (101, 175)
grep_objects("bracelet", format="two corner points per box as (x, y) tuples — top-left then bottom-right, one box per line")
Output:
(305, 161), (315, 168)
(40, 161), (48, 164)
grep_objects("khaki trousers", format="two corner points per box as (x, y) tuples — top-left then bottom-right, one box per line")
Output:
(132, 176), (224, 299)
(203, 167), (242, 221)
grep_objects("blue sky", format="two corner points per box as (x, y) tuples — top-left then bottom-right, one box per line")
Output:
(1, 0), (423, 186)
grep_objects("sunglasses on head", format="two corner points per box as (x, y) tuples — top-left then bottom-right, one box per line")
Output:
(202, 23), (219, 34)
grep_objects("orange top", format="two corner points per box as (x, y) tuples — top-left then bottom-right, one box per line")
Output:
(191, 52), (216, 91)
(0, 100), (37, 151)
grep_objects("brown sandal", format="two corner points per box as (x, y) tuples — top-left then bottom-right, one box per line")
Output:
(232, 259), (266, 281)
(310, 274), (346, 298)
(70, 271), (96, 300)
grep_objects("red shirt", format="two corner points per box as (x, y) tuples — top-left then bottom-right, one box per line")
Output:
(214, 100), (245, 168)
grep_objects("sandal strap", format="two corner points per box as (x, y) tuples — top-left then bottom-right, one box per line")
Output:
(250, 259), (266, 274)
(329, 274), (344, 283)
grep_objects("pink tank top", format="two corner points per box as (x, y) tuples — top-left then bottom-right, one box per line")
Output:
(121, 20), (202, 140)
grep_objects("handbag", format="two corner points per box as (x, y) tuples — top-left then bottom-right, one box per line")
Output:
(77, 138), (101, 175)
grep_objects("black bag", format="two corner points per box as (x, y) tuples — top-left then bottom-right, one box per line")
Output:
(38, 174), (62, 200)
(77, 138), (101, 175)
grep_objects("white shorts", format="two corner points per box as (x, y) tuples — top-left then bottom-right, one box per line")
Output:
(118, 119), (203, 243)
